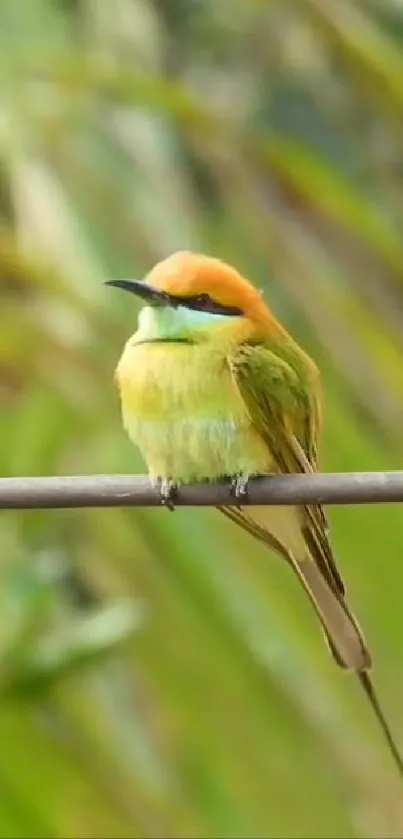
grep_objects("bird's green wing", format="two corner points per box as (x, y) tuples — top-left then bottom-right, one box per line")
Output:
(225, 342), (345, 599)
(219, 342), (372, 672)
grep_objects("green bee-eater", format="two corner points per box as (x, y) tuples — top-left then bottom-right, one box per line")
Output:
(108, 250), (403, 778)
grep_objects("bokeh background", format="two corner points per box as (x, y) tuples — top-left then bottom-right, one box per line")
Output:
(2, 0), (403, 836)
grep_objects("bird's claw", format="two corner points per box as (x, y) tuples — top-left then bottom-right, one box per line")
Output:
(230, 474), (250, 500)
(152, 477), (179, 511)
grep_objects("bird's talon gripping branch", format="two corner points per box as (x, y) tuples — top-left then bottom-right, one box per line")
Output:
(153, 477), (178, 511)
(230, 474), (250, 500)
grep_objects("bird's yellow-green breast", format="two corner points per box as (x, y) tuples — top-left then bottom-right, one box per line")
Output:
(115, 304), (272, 481)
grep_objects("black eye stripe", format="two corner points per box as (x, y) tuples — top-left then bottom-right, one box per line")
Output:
(175, 293), (243, 317)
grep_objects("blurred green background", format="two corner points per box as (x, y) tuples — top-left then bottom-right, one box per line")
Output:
(2, 0), (403, 836)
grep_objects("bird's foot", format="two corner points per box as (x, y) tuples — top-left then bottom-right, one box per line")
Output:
(152, 477), (179, 512)
(230, 473), (250, 501)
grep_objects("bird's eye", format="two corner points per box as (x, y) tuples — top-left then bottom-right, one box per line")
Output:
(182, 292), (243, 317)
(194, 293), (211, 310)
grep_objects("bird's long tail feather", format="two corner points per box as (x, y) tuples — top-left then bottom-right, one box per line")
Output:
(220, 503), (370, 670)
(219, 505), (403, 779)
(358, 670), (403, 779)
(288, 551), (370, 671)
(291, 553), (403, 779)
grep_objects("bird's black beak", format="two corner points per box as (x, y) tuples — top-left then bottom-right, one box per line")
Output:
(106, 279), (177, 307)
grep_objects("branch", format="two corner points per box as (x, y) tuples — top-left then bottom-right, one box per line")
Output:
(1, 472), (403, 510)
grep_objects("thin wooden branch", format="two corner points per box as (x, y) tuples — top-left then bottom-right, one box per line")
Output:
(0, 472), (403, 510)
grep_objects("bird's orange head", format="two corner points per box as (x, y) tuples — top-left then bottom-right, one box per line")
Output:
(107, 251), (280, 340)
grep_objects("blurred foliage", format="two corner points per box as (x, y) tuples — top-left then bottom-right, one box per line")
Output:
(1, 0), (403, 836)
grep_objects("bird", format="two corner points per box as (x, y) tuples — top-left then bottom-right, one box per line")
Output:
(107, 249), (403, 778)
